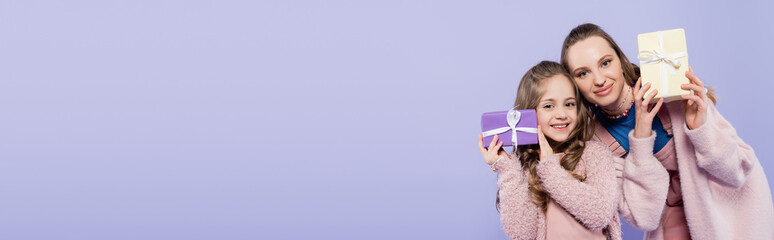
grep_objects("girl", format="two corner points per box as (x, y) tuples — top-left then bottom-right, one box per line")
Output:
(477, 61), (668, 240)
(560, 23), (774, 240)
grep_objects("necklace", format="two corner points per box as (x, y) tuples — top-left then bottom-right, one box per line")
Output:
(604, 86), (634, 119)
(605, 99), (635, 119)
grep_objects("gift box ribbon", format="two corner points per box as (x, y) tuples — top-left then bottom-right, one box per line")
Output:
(638, 31), (688, 98)
(480, 108), (538, 146)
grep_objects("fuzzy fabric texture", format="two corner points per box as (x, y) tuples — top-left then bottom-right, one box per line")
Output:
(595, 100), (774, 240)
(610, 130), (671, 233)
(496, 139), (666, 240)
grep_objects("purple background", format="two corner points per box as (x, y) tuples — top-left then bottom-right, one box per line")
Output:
(1, 1), (772, 239)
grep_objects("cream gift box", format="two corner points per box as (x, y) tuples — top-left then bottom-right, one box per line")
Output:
(637, 28), (691, 103)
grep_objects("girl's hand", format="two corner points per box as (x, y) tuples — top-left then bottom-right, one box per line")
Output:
(633, 77), (664, 138)
(537, 126), (554, 161)
(681, 66), (709, 130)
(478, 134), (510, 166)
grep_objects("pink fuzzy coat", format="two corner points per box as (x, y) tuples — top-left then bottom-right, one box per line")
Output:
(496, 137), (670, 240)
(594, 101), (774, 240)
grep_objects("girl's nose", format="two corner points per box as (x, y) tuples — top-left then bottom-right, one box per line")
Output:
(555, 109), (568, 119)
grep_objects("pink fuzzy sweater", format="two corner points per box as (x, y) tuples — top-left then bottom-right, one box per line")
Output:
(496, 139), (670, 240)
(595, 101), (774, 240)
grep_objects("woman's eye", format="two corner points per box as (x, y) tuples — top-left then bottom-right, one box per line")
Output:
(602, 60), (611, 67)
(577, 71), (588, 78)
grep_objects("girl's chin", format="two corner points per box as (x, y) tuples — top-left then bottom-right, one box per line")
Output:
(546, 134), (569, 143)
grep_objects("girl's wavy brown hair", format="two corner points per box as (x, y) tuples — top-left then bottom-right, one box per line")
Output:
(496, 61), (594, 213)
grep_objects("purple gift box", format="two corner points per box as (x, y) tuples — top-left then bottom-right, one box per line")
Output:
(480, 109), (538, 147)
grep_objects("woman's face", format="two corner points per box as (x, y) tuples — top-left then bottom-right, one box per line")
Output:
(565, 36), (627, 108)
(536, 75), (578, 143)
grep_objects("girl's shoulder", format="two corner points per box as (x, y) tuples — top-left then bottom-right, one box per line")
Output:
(580, 140), (616, 165)
(582, 139), (611, 154)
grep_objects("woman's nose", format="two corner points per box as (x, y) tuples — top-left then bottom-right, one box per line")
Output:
(592, 71), (605, 86)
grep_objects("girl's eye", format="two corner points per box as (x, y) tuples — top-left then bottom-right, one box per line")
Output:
(577, 71), (588, 78)
(601, 60), (611, 67)
(543, 104), (553, 109)
(566, 102), (576, 107)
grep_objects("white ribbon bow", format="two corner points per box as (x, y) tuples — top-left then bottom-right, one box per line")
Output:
(638, 49), (686, 71)
(481, 108), (538, 146)
(638, 31), (688, 99)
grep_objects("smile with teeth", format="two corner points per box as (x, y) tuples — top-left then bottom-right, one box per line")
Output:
(551, 123), (569, 129)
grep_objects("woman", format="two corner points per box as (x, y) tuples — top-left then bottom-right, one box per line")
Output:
(560, 23), (774, 240)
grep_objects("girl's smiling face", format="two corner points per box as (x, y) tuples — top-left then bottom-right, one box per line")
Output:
(536, 75), (578, 143)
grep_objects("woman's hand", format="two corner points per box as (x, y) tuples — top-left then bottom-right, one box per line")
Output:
(478, 134), (510, 166)
(633, 77), (664, 138)
(681, 66), (709, 130)
(537, 126), (554, 161)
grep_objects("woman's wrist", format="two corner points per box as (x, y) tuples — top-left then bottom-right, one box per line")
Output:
(633, 121), (653, 138)
(633, 128), (651, 138)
